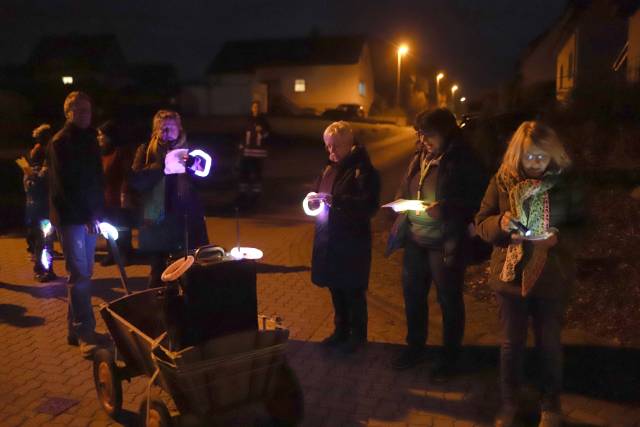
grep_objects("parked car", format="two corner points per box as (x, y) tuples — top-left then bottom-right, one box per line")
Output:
(321, 104), (365, 120)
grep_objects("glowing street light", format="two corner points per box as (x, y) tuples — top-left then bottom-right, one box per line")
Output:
(436, 72), (445, 107)
(460, 97), (466, 103)
(451, 84), (459, 96)
(62, 76), (73, 85)
(396, 44), (409, 107)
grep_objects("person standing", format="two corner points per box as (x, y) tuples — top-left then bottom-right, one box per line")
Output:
(309, 121), (380, 354)
(48, 91), (105, 358)
(388, 108), (485, 380)
(130, 110), (208, 288)
(97, 120), (134, 266)
(475, 121), (582, 427)
(238, 100), (270, 204)
(23, 123), (57, 282)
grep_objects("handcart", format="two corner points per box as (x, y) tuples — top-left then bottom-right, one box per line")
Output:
(92, 246), (304, 426)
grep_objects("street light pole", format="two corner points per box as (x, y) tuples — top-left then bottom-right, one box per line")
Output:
(436, 72), (444, 108)
(451, 84), (459, 112)
(396, 45), (408, 108)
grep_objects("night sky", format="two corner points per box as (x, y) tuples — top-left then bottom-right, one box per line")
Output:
(1, 0), (566, 97)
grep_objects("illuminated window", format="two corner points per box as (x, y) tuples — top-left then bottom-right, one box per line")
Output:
(62, 76), (74, 85)
(294, 79), (306, 92)
(358, 81), (366, 96)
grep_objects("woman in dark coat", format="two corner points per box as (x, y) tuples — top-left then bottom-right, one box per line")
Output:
(475, 121), (583, 427)
(309, 121), (380, 355)
(130, 110), (209, 288)
(389, 108), (486, 378)
(97, 120), (134, 265)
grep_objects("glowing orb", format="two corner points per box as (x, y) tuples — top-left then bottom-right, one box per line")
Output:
(41, 248), (52, 271)
(40, 219), (53, 237)
(98, 222), (119, 241)
(303, 192), (325, 216)
(188, 149), (212, 177)
(229, 247), (264, 260)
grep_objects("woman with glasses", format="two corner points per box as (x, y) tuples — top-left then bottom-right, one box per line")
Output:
(388, 108), (485, 379)
(475, 121), (583, 427)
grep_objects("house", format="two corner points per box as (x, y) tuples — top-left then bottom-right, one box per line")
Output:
(555, 0), (631, 102)
(186, 35), (374, 116)
(517, 0), (633, 104)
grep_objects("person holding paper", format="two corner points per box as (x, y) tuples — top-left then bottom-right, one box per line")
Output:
(310, 121), (380, 355)
(130, 110), (208, 288)
(389, 109), (485, 379)
(475, 122), (583, 427)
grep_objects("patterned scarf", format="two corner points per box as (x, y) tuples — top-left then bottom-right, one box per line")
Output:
(497, 173), (555, 296)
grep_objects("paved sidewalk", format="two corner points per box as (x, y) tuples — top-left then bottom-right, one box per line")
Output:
(1, 213), (639, 426)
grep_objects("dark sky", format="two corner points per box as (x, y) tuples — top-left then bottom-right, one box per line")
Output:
(1, 0), (567, 97)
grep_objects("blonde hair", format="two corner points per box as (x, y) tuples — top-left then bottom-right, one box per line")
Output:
(63, 91), (91, 115)
(146, 110), (186, 164)
(498, 121), (571, 180)
(323, 121), (354, 144)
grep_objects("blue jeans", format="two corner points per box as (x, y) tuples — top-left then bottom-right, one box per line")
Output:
(60, 225), (97, 339)
(496, 292), (564, 411)
(401, 238), (465, 355)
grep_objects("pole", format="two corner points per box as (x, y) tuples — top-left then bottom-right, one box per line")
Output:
(396, 51), (402, 108)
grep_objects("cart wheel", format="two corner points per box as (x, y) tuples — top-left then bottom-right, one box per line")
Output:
(265, 363), (304, 426)
(138, 397), (173, 427)
(93, 348), (123, 418)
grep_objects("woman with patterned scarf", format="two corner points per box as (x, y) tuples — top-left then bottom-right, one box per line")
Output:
(475, 121), (583, 427)
(130, 110), (209, 288)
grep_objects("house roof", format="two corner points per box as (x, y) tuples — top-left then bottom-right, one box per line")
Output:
(207, 35), (367, 74)
(27, 34), (127, 70)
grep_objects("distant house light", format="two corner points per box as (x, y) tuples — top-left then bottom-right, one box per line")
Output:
(358, 81), (366, 96)
(294, 79), (306, 93)
(62, 76), (74, 85)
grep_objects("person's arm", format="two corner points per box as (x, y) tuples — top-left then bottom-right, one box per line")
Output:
(332, 166), (381, 218)
(475, 176), (511, 246)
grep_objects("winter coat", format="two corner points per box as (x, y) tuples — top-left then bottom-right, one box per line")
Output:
(130, 142), (208, 253)
(47, 123), (104, 226)
(474, 174), (585, 299)
(387, 137), (486, 267)
(311, 145), (380, 290)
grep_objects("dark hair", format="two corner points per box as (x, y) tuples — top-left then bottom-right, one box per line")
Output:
(414, 108), (460, 141)
(97, 120), (124, 147)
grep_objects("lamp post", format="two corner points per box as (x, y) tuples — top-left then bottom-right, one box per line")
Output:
(450, 84), (459, 112)
(396, 44), (408, 107)
(436, 72), (444, 107)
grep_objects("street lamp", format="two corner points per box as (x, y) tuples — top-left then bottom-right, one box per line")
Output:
(460, 97), (466, 103)
(436, 72), (445, 107)
(396, 44), (409, 107)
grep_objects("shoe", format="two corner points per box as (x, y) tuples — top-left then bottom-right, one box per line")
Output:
(338, 337), (366, 355)
(68, 330), (111, 348)
(538, 411), (562, 427)
(391, 347), (426, 370)
(79, 340), (97, 358)
(321, 331), (349, 348)
(37, 271), (58, 282)
(494, 405), (517, 427)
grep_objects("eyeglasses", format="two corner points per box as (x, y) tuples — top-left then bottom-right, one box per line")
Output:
(524, 153), (549, 162)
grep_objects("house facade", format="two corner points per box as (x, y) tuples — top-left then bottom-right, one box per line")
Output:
(184, 36), (374, 116)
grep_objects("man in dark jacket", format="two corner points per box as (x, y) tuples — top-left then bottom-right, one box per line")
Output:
(389, 109), (486, 379)
(48, 91), (105, 358)
(309, 121), (380, 355)
(238, 100), (270, 204)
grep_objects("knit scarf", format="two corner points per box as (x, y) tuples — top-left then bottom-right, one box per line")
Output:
(497, 173), (555, 296)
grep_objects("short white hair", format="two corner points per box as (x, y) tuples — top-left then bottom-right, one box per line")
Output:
(323, 121), (354, 143)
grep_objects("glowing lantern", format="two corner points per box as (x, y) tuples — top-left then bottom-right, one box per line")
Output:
(303, 192), (325, 216)
(229, 247), (264, 260)
(98, 222), (119, 241)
